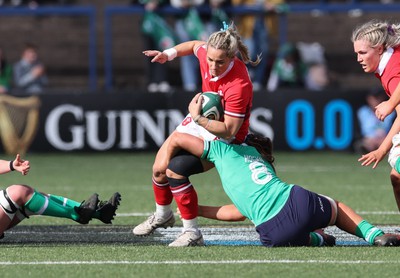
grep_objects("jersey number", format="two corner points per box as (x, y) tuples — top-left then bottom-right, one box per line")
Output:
(249, 161), (272, 185)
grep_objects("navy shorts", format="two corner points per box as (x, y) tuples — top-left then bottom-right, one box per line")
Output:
(255, 185), (332, 247)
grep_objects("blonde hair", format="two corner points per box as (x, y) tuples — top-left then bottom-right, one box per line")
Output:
(207, 23), (261, 66)
(351, 20), (400, 49)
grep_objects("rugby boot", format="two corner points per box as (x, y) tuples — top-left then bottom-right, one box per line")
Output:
(96, 192), (121, 224)
(374, 233), (400, 246)
(133, 212), (175, 236)
(75, 193), (99, 224)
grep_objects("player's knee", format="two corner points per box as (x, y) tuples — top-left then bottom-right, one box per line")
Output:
(0, 188), (21, 220)
(152, 163), (166, 180)
(167, 152), (203, 177)
(167, 176), (190, 188)
(6, 184), (33, 205)
(166, 168), (184, 180)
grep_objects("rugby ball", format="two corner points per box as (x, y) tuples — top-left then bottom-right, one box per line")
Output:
(201, 92), (224, 121)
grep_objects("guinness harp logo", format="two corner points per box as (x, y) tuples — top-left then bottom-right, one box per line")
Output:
(0, 95), (41, 155)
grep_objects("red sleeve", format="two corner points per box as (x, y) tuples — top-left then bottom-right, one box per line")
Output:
(387, 72), (400, 95)
(224, 79), (252, 119)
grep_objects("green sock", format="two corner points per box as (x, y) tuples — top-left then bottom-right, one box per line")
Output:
(50, 194), (101, 220)
(49, 194), (81, 208)
(309, 232), (323, 246)
(24, 190), (80, 221)
(395, 158), (400, 174)
(355, 220), (384, 244)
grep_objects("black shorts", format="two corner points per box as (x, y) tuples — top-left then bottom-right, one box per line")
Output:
(255, 185), (332, 247)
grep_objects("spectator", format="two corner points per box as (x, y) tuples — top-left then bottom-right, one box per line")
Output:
(354, 88), (395, 154)
(232, 0), (286, 92)
(13, 43), (48, 94)
(0, 47), (12, 94)
(267, 42), (307, 92)
(297, 41), (331, 91)
(139, 0), (175, 93)
(170, 0), (222, 92)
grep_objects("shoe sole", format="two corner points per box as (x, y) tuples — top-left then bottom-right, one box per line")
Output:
(76, 193), (99, 224)
(132, 216), (175, 237)
(168, 236), (205, 247)
(133, 223), (175, 237)
(98, 192), (122, 224)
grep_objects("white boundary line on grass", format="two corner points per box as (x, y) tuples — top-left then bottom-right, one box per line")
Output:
(0, 260), (399, 265)
(118, 211), (400, 217)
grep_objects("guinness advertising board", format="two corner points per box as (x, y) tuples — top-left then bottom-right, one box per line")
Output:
(4, 89), (369, 153)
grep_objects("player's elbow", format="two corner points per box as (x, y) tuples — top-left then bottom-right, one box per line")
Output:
(220, 131), (236, 141)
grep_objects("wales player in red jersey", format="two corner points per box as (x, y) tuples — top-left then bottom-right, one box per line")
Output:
(353, 20), (400, 211)
(134, 23), (260, 246)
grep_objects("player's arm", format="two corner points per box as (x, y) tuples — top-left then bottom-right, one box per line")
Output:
(143, 41), (205, 64)
(198, 204), (247, 222)
(195, 114), (244, 141)
(166, 132), (205, 163)
(359, 105), (400, 168)
(375, 82), (400, 121)
(189, 93), (244, 141)
(173, 40), (205, 57)
(0, 154), (30, 175)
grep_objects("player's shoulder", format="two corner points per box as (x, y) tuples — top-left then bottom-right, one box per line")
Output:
(195, 44), (207, 57)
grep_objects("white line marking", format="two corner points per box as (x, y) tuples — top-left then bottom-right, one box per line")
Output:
(0, 260), (399, 266)
(117, 211), (399, 217)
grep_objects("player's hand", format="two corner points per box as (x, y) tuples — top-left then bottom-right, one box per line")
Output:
(176, 207), (183, 220)
(142, 50), (168, 64)
(375, 100), (394, 121)
(358, 149), (385, 169)
(189, 92), (203, 119)
(13, 154), (30, 175)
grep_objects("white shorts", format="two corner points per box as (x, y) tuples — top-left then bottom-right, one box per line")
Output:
(388, 133), (400, 168)
(176, 113), (219, 141)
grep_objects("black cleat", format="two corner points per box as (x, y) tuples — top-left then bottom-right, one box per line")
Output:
(75, 193), (99, 224)
(321, 233), (336, 247)
(314, 229), (336, 247)
(96, 192), (121, 224)
(374, 233), (400, 246)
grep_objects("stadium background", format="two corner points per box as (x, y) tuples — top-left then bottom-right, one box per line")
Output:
(0, 1), (399, 154)
(1, 3), (400, 276)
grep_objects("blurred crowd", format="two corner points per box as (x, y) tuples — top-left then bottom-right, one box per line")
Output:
(135, 0), (335, 93)
(0, 0), (71, 8)
(0, 0), (341, 94)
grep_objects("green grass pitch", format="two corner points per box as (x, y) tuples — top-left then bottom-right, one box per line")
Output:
(1, 151), (400, 277)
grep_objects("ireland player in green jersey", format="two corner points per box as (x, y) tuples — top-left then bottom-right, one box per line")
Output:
(165, 131), (400, 247)
(0, 154), (121, 240)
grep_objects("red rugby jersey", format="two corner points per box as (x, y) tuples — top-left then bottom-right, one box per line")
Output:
(195, 44), (253, 143)
(375, 46), (400, 97)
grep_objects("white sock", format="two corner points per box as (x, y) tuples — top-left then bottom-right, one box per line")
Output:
(155, 203), (172, 219)
(182, 218), (199, 233)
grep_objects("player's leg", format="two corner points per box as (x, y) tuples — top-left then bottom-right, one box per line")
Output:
(49, 192), (121, 224)
(389, 169), (400, 211)
(332, 199), (400, 246)
(0, 186), (28, 238)
(48, 194), (81, 208)
(165, 152), (208, 247)
(388, 133), (400, 210)
(133, 134), (175, 236)
(12, 184), (97, 224)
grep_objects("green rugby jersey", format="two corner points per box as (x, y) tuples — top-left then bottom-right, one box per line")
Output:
(201, 140), (294, 226)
